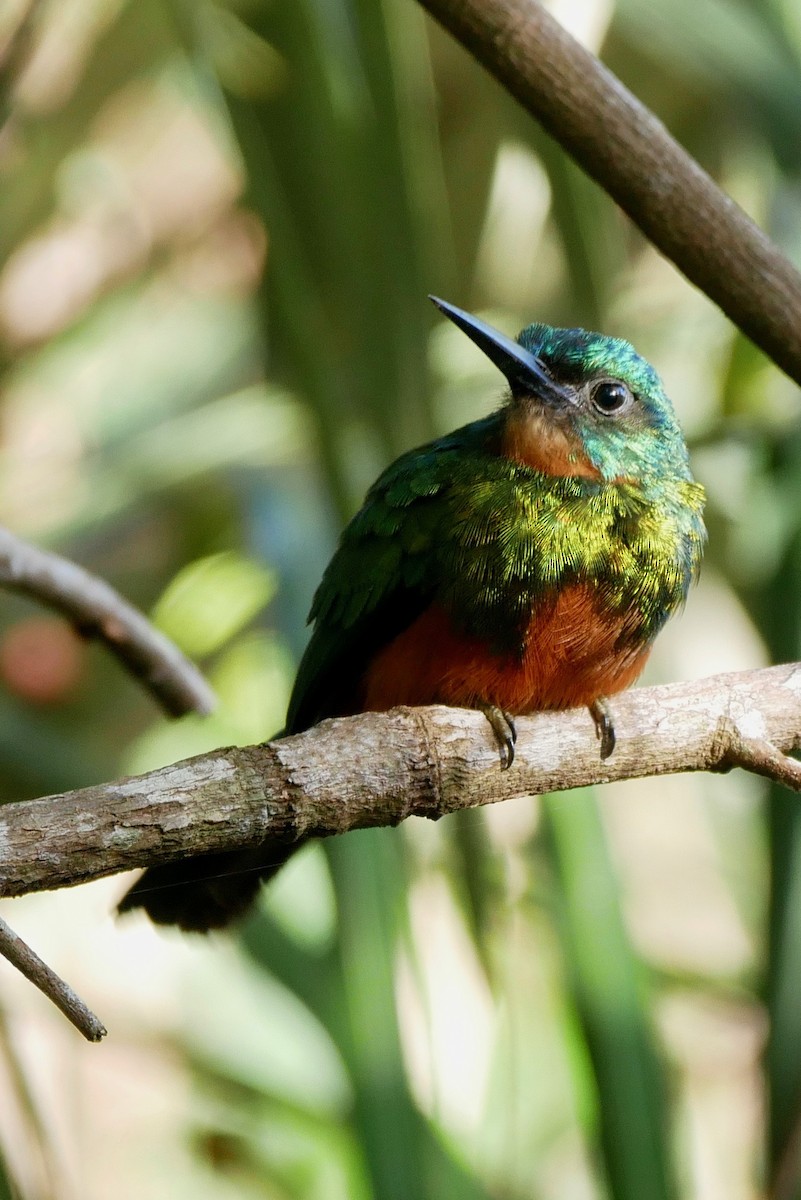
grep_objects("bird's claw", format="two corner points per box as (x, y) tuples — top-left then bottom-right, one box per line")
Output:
(589, 697), (616, 760)
(481, 704), (517, 769)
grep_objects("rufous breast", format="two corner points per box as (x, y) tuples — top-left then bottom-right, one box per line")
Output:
(361, 583), (650, 715)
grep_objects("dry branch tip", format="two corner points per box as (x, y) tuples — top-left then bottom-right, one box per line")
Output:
(0, 915), (106, 1042)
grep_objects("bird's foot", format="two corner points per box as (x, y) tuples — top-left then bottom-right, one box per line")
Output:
(589, 697), (616, 760)
(480, 704), (517, 769)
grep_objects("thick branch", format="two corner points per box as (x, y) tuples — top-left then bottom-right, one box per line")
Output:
(0, 662), (799, 899)
(0, 528), (215, 718)
(418, 0), (801, 386)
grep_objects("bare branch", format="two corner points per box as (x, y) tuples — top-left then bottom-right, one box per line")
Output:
(0, 528), (215, 718)
(0, 660), (796, 1040)
(417, 0), (801, 386)
(724, 731), (801, 791)
(0, 916), (106, 1042)
(0, 662), (798, 903)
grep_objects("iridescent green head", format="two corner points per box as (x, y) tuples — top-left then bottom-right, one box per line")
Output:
(517, 322), (692, 485)
(430, 297), (693, 489)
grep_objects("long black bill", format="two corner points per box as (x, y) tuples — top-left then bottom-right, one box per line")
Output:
(429, 296), (572, 406)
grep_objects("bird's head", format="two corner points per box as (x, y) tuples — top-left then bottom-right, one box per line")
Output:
(431, 297), (693, 487)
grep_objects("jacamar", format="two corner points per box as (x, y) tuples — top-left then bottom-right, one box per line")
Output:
(119, 297), (706, 931)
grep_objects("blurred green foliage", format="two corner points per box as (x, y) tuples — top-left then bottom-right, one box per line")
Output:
(1, 0), (800, 1196)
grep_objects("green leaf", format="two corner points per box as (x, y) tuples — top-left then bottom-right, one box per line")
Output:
(544, 791), (677, 1200)
(153, 551), (277, 656)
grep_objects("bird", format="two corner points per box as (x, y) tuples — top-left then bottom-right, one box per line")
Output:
(118, 297), (706, 931)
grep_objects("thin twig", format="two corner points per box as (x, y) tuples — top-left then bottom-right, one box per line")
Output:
(417, 0), (801, 386)
(0, 916), (105, 1042)
(0, 528), (215, 718)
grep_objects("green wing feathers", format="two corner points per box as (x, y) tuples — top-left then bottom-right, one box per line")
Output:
(285, 424), (483, 732)
(285, 413), (705, 733)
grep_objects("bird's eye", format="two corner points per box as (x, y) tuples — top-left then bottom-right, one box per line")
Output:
(591, 380), (632, 416)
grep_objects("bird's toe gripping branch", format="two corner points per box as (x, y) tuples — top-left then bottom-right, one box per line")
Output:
(589, 697), (616, 760)
(482, 699), (616, 768)
(480, 703), (518, 769)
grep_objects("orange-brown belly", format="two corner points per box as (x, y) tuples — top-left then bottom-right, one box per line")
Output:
(361, 583), (650, 714)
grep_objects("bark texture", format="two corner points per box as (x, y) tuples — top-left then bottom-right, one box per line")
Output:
(1, 662), (799, 901)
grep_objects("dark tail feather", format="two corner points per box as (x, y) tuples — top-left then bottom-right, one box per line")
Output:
(117, 847), (295, 933)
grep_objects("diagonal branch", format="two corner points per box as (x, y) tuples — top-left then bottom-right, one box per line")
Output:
(417, 0), (801, 386)
(0, 527), (215, 718)
(0, 661), (799, 903)
(0, 917), (105, 1042)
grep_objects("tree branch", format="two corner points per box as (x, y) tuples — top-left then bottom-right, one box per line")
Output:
(0, 660), (796, 1038)
(417, 0), (801, 387)
(0, 662), (798, 902)
(0, 527), (215, 718)
(0, 917), (105, 1042)
(0, 529), (214, 1037)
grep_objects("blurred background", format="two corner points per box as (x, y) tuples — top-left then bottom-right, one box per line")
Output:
(1, 0), (801, 1196)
